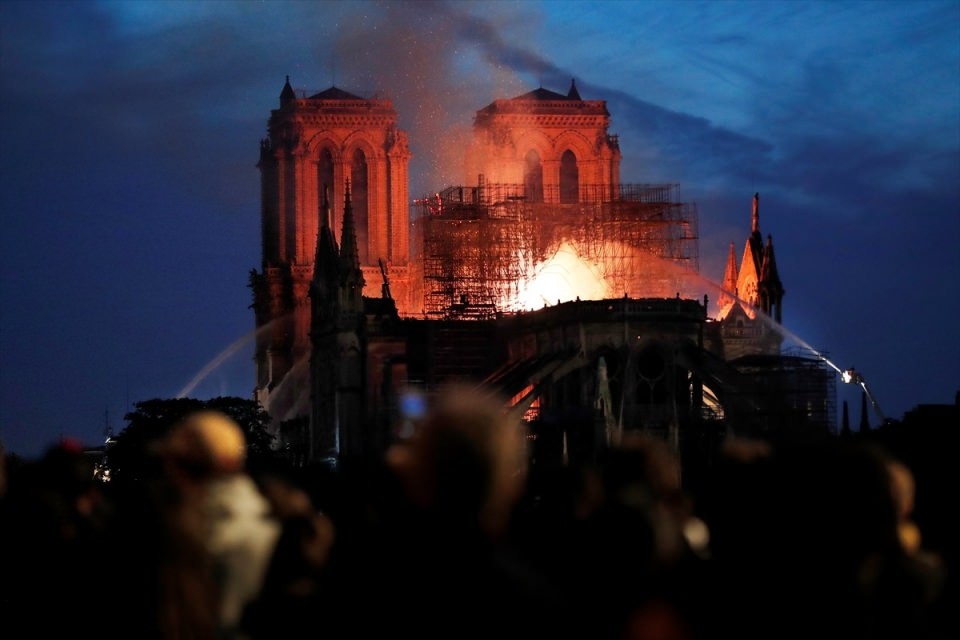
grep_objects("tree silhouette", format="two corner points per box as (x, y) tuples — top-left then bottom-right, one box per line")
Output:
(107, 396), (275, 483)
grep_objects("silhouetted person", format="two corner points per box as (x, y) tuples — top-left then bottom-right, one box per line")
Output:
(241, 471), (336, 640)
(537, 432), (707, 640)
(102, 419), (219, 640)
(160, 410), (281, 640)
(0, 439), (110, 636)
(699, 434), (947, 640)
(337, 386), (567, 639)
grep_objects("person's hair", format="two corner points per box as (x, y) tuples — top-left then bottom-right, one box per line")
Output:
(388, 386), (528, 534)
(163, 410), (248, 478)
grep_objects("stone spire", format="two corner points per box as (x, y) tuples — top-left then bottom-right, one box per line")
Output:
(759, 234), (785, 322)
(310, 184), (340, 303)
(340, 181), (361, 274)
(719, 241), (739, 310)
(568, 78), (581, 100)
(309, 184), (341, 463)
(748, 192), (763, 270)
(339, 181), (365, 312)
(760, 235), (781, 285)
(280, 75), (296, 105)
(736, 240), (761, 310)
(735, 193), (765, 312)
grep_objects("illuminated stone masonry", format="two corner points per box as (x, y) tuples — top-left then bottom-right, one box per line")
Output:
(251, 78), (827, 465)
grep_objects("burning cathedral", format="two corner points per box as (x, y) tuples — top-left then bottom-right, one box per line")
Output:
(250, 77), (834, 467)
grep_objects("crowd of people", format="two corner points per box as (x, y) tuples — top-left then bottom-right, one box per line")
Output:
(0, 389), (954, 640)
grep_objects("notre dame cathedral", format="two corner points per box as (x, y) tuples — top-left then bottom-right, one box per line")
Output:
(250, 76), (832, 467)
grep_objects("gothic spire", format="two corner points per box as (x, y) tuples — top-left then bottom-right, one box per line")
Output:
(340, 180), (361, 273)
(311, 184), (340, 298)
(319, 184), (339, 257)
(723, 242), (738, 295)
(339, 180), (365, 315)
(736, 239), (761, 310)
(749, 192), (763, 269)
(760, 235), (782, 288)
(717, 241), (739, 318)
(759, 234), (785, 322)
(568, 78), (581, 100)
(320, 183), (331, 230)
(735, 192), (766, 312)
(280, 75), (296, 105)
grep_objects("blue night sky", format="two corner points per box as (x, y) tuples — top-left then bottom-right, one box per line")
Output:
(1, 0), (958, 458)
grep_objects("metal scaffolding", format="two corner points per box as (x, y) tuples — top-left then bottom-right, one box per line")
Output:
(417, 183), (699, 317)
(729, 349), (838, 435)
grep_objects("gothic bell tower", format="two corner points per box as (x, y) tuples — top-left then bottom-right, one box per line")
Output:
(467, 79), (621, 202)
(716, 192), (786, 358)
(251, 77), (412, 424)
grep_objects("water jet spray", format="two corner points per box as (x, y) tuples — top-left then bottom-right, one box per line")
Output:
(840, 367), (886, 424)
(644, 252), (889, 424)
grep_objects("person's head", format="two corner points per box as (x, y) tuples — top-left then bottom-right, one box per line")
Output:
(886, 458), (922, 554)
(386, 386), (528, 536)
(162, 410), (247, 480)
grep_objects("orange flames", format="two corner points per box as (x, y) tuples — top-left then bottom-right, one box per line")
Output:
(505, 241), (611, 311)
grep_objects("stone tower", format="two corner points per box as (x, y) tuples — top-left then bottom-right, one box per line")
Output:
(718, 193), (784, 320)
(308, 185), (367, 461)
(717, 192), (786, 358)
(251, 77), (412, 424)
(758, 233), (784, 324)
(467, 79), (621, 201)
(736, 192), (765, 311)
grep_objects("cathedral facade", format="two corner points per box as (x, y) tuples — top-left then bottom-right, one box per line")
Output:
(466, 80), (621, 200)
(251, 78), (413, 422)
(251, 77), (831, 466)
(715, 192), (786, 361)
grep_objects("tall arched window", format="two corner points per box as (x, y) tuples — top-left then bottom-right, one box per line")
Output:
(523, 149), (543, 203)
(317, 148), (334, 220)
(559, 149), (579, 203)
(351, 148), (369, 264)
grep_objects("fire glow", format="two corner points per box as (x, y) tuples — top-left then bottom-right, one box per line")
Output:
(507, 242), (610, 311)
